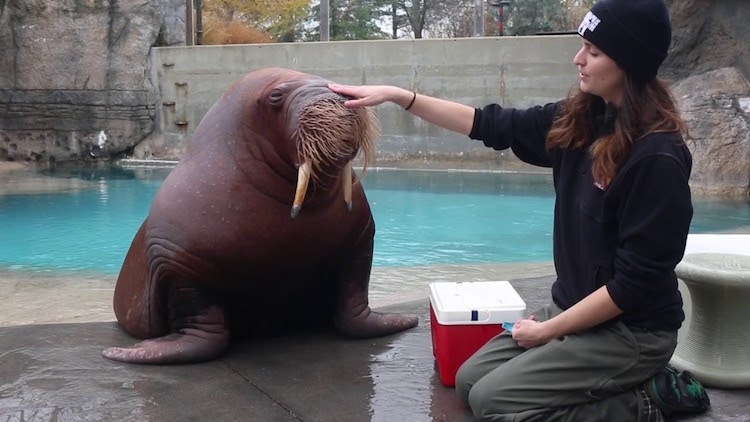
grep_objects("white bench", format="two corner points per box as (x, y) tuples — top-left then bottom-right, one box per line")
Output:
(670, 234), (750, 388)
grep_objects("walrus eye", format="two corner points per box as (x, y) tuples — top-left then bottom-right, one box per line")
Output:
(269, 88), (284, 108)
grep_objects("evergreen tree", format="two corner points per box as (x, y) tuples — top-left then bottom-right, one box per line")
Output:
(506, 0), (572, 35)
(303, 0), (391, 41)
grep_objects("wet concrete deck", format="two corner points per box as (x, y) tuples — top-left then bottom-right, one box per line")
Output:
(1, 275), (748, 421)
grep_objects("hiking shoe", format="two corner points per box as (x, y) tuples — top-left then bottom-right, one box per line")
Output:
(644, 364), (711, 416)
(638, 387), (665, 422)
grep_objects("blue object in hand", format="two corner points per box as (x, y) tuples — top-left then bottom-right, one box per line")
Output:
(502, 322), (516, 332)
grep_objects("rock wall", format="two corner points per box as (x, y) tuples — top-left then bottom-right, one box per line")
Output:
(663, 0), (750, 197)
(674, 67), (750, 197)
(0, 0), (185, 163)
(0, 0), (748, 196)
(664, 0), (750, 82)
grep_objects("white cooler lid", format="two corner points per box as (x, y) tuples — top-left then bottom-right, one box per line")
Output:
(429, 281), (526, 325)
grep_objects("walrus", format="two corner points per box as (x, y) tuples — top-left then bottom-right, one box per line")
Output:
(102, 67), (419, 364)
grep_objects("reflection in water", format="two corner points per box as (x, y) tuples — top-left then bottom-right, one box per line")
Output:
(369, 340), (434, 421)
(40, 163), (138, 181)
(368, 318), (473, 422)
(98, 178), (109, 205)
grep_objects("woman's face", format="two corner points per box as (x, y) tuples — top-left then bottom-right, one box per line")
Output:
(573, 39), (626, 106)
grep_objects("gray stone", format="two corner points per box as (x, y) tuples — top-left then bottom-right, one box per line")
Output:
(663, 0), (750, 83)
(674, 67), (750, 197)
(0, 0), (185, 163)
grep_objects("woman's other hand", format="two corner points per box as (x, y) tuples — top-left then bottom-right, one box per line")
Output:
(512, 316), (555, 348)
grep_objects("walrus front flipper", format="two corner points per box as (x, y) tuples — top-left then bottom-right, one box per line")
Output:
(334, 235), (419, 338)
(336, 305), (420, 338)
(103, 287), (230, 364)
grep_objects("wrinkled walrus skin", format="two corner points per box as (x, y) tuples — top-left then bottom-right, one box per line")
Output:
(103, 67), (419, 364)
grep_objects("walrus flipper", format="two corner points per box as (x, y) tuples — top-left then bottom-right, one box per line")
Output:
(103, 286), (230, 364)
(102, 330), (229, 364)
(336, 303), (420, 338)
(334, 234), (419, 338)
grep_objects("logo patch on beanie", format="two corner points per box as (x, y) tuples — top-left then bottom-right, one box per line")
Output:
(577, 11), (601, 36)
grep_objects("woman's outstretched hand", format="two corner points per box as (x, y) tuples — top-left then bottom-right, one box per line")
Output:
(328, 83), (410, 108)
(329, 81), (475, 136)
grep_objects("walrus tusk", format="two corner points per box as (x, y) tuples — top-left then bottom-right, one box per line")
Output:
(343, 161), (353, 212)
(291, 161), (311, 218)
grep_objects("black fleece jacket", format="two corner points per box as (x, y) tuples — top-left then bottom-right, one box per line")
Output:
(469, 100), (693, 331)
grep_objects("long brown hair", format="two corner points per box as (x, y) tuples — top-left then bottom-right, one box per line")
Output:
(546, 76), (688, 188)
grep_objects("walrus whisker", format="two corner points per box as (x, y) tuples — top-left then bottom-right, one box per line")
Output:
(291, 161), (311, 218)
(343, 161), (353, 212)
(295, 97), (378, 188)
(300, 91), (350, 105)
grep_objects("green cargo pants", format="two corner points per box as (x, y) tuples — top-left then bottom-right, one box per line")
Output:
(455, 302), (678, 422)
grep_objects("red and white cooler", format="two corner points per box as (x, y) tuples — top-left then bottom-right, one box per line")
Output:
(429, 281), (526, 387)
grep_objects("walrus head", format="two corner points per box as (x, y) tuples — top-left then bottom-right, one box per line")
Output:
(275, 76), (379, 218)
(294, 90), (377, 183)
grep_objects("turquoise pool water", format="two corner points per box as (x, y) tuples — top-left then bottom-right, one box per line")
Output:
(1, 166), (748, 274)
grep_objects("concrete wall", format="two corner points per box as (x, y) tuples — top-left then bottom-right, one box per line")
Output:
(143, 36), (581, 169)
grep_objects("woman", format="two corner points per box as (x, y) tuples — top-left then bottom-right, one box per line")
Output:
(329, 0), (711, 421)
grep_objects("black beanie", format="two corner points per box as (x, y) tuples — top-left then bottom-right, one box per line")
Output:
(577, 0), (672, 82)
